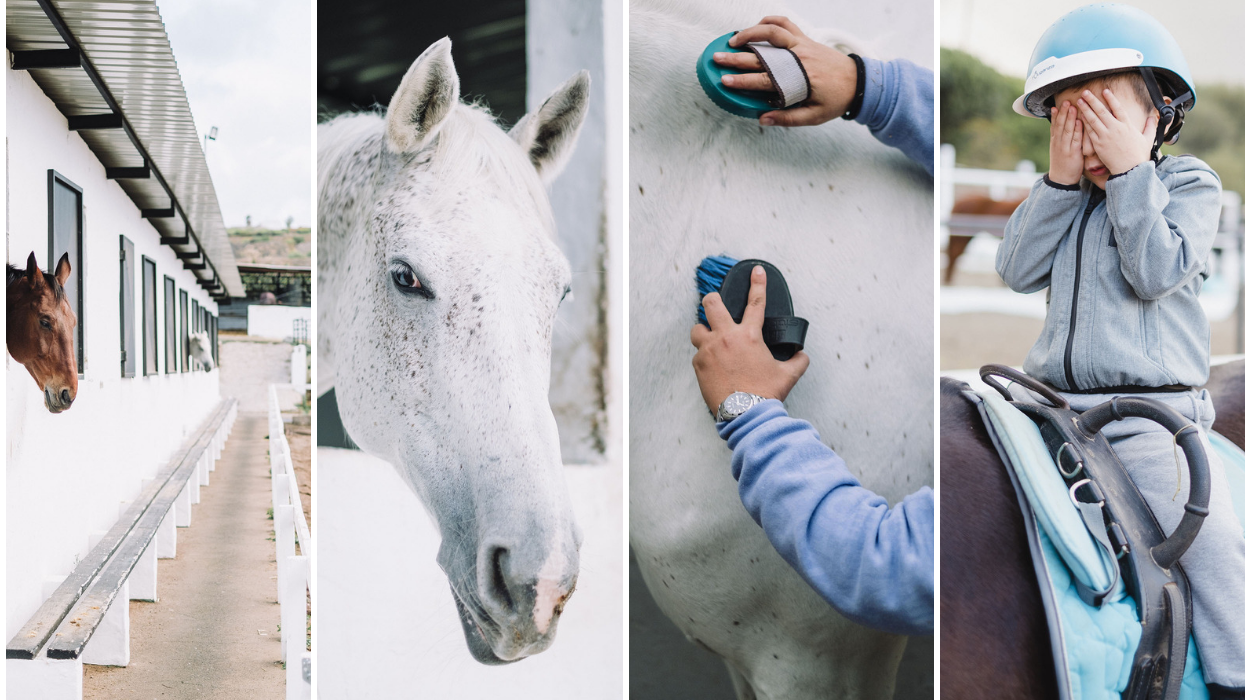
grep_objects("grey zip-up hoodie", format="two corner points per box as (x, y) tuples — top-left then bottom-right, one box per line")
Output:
(996, 156), (1222, 391)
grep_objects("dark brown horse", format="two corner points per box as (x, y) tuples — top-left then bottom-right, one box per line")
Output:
(944, 194), (1027, 285)
(940, 361), (1245, 698)
(7, 252), (77, 412)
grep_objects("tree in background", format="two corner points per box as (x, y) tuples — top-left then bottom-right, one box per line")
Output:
(940, 48), (1244, 196)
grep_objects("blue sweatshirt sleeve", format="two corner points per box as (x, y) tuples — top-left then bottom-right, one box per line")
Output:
(718, 400), (934, 635)
(854, 56), (934, 177)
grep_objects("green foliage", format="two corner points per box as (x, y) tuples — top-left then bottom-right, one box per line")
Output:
(1162, 84), (1245, 196)
(940, 48), (1244, 196)
(941, 48), (1050, 171)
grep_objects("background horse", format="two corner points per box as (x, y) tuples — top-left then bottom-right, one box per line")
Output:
(943, 194), (1026, 285)
(317, 38), (590, 665)
(940, 360), (1245, 697)
(6, 252), (77, 413)
(188, 331), (215, 371)
(630, 0), (933, 697)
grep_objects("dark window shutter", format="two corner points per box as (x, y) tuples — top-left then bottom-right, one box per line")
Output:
(49, 171), (84, 374)
(119, 236), (136, 378)
(142, 257), (158, 375)
(164, 276), (177, 373)
(180, 289), (189, 372)
(191, 299), (200, 370)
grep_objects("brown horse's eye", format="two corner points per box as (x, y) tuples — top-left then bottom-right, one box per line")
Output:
(39, 317), (52, 330)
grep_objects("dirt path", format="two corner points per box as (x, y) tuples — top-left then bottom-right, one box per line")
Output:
(82, 339), (297, 698)
(217, 336), (294, 412)
(83, 414), (284, 699)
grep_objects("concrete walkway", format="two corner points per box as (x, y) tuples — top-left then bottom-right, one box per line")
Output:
(83, 338), (290, 698)
(82, 413), (284, 699)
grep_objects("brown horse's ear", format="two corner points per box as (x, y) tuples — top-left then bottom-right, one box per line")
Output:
(54, 253), (71, 286)
(26, 252), (43, 289)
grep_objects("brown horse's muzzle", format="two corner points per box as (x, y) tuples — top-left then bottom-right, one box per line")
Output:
(42, 382), (76, 413)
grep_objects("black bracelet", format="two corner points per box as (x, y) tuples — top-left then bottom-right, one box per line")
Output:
(842, 53), (866, 121)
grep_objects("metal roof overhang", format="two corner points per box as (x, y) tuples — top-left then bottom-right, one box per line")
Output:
(7, 0), (243, 298)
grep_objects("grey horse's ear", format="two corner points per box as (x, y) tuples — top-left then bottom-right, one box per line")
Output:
(509, 70), (590, 185)
(386, 37), (460, 154)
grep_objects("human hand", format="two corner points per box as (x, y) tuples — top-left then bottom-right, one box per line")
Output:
(691, 265), (810, 415)
(1047, 101), (1084, 186)
(1077, 89), (1159, 175)
(713, 16), (857, 127)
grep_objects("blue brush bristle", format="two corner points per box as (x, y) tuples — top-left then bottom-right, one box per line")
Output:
(696, 255), (738, 325)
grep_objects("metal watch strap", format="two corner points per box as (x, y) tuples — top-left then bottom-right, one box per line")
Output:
(716, 392), (766, 422)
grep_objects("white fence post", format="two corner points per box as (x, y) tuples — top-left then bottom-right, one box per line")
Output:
(284, 556), (311, 700)
(268, 383), (312, 699)
(290, 344), (307, 387)
(157, 510), (177, 558)
(6, 656), (83, 700)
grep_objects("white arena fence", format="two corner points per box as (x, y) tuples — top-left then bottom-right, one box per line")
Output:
(940, 144), (1245, 349)
(268, 383), (312, 699)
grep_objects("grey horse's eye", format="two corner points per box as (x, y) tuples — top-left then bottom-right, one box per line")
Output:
(391, 261), (433, 299)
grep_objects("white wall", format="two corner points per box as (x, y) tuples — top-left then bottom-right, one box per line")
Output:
(529, 0), (610, 463)
(247, 304), (312, 340)
(317, 448), (623, 697)
(6, 64), (222, 638)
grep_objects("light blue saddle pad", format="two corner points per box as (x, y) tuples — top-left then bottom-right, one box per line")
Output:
(971, 389), (1246, 700)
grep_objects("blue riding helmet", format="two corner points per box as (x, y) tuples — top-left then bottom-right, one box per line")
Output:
(1013, 4), (1195, 151)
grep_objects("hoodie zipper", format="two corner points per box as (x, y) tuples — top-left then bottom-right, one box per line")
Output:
(1063, 192), (1102, 390)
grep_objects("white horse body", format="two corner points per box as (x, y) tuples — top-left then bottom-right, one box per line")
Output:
(318, 39), (591, 664)
(629, 1), (933, 697)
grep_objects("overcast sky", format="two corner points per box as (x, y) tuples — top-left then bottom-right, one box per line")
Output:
(160, 0), (312, 229)
(940, 0), (1244, 85)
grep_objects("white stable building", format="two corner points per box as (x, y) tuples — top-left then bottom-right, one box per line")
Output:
(6, 0), (244, 696)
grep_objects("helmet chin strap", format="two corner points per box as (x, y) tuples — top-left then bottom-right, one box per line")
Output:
(1139, 67), (1191, 160)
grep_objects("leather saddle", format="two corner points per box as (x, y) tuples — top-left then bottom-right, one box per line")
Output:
(979, 365), (1211, 700)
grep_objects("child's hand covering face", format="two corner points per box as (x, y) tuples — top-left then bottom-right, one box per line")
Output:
(1075, 88), (1159, 177)
(1052, 82), (1161, 188)
(1048, 101), (1085, 186)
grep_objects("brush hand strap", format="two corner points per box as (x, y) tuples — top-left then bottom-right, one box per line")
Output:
(762, 317), (808, 357)
(744, 42), (811, 108)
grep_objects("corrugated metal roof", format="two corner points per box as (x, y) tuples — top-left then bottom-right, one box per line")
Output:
(7, 0), (244, 297)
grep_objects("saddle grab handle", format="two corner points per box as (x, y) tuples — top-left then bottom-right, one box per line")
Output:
(1076, 398), (1211, 571)
(979, 364), (1070, 410)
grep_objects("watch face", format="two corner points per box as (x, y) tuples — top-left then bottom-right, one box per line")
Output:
(719, 392), (759, 420)
(726, 393), (752, 414)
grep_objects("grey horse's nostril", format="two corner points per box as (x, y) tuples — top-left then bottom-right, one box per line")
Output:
(484, 546), (516, 614)
(61, 389), (71, 405)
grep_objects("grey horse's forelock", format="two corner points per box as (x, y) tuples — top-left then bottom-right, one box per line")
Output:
(319, 102), (554, 231)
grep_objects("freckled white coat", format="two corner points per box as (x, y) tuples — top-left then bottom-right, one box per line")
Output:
(629, 1), (933, 697)
(317, 38), (592, 664)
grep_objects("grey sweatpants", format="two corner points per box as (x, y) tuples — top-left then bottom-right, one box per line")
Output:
(1011, 385), (1245, 686)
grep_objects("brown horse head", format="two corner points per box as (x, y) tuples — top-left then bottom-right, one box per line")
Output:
(7, 252), (77, 413)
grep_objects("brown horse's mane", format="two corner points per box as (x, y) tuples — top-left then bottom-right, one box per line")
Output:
(6, 264), (65, 301)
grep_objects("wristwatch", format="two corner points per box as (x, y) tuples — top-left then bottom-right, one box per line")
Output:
(716, 391), (767, 422)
